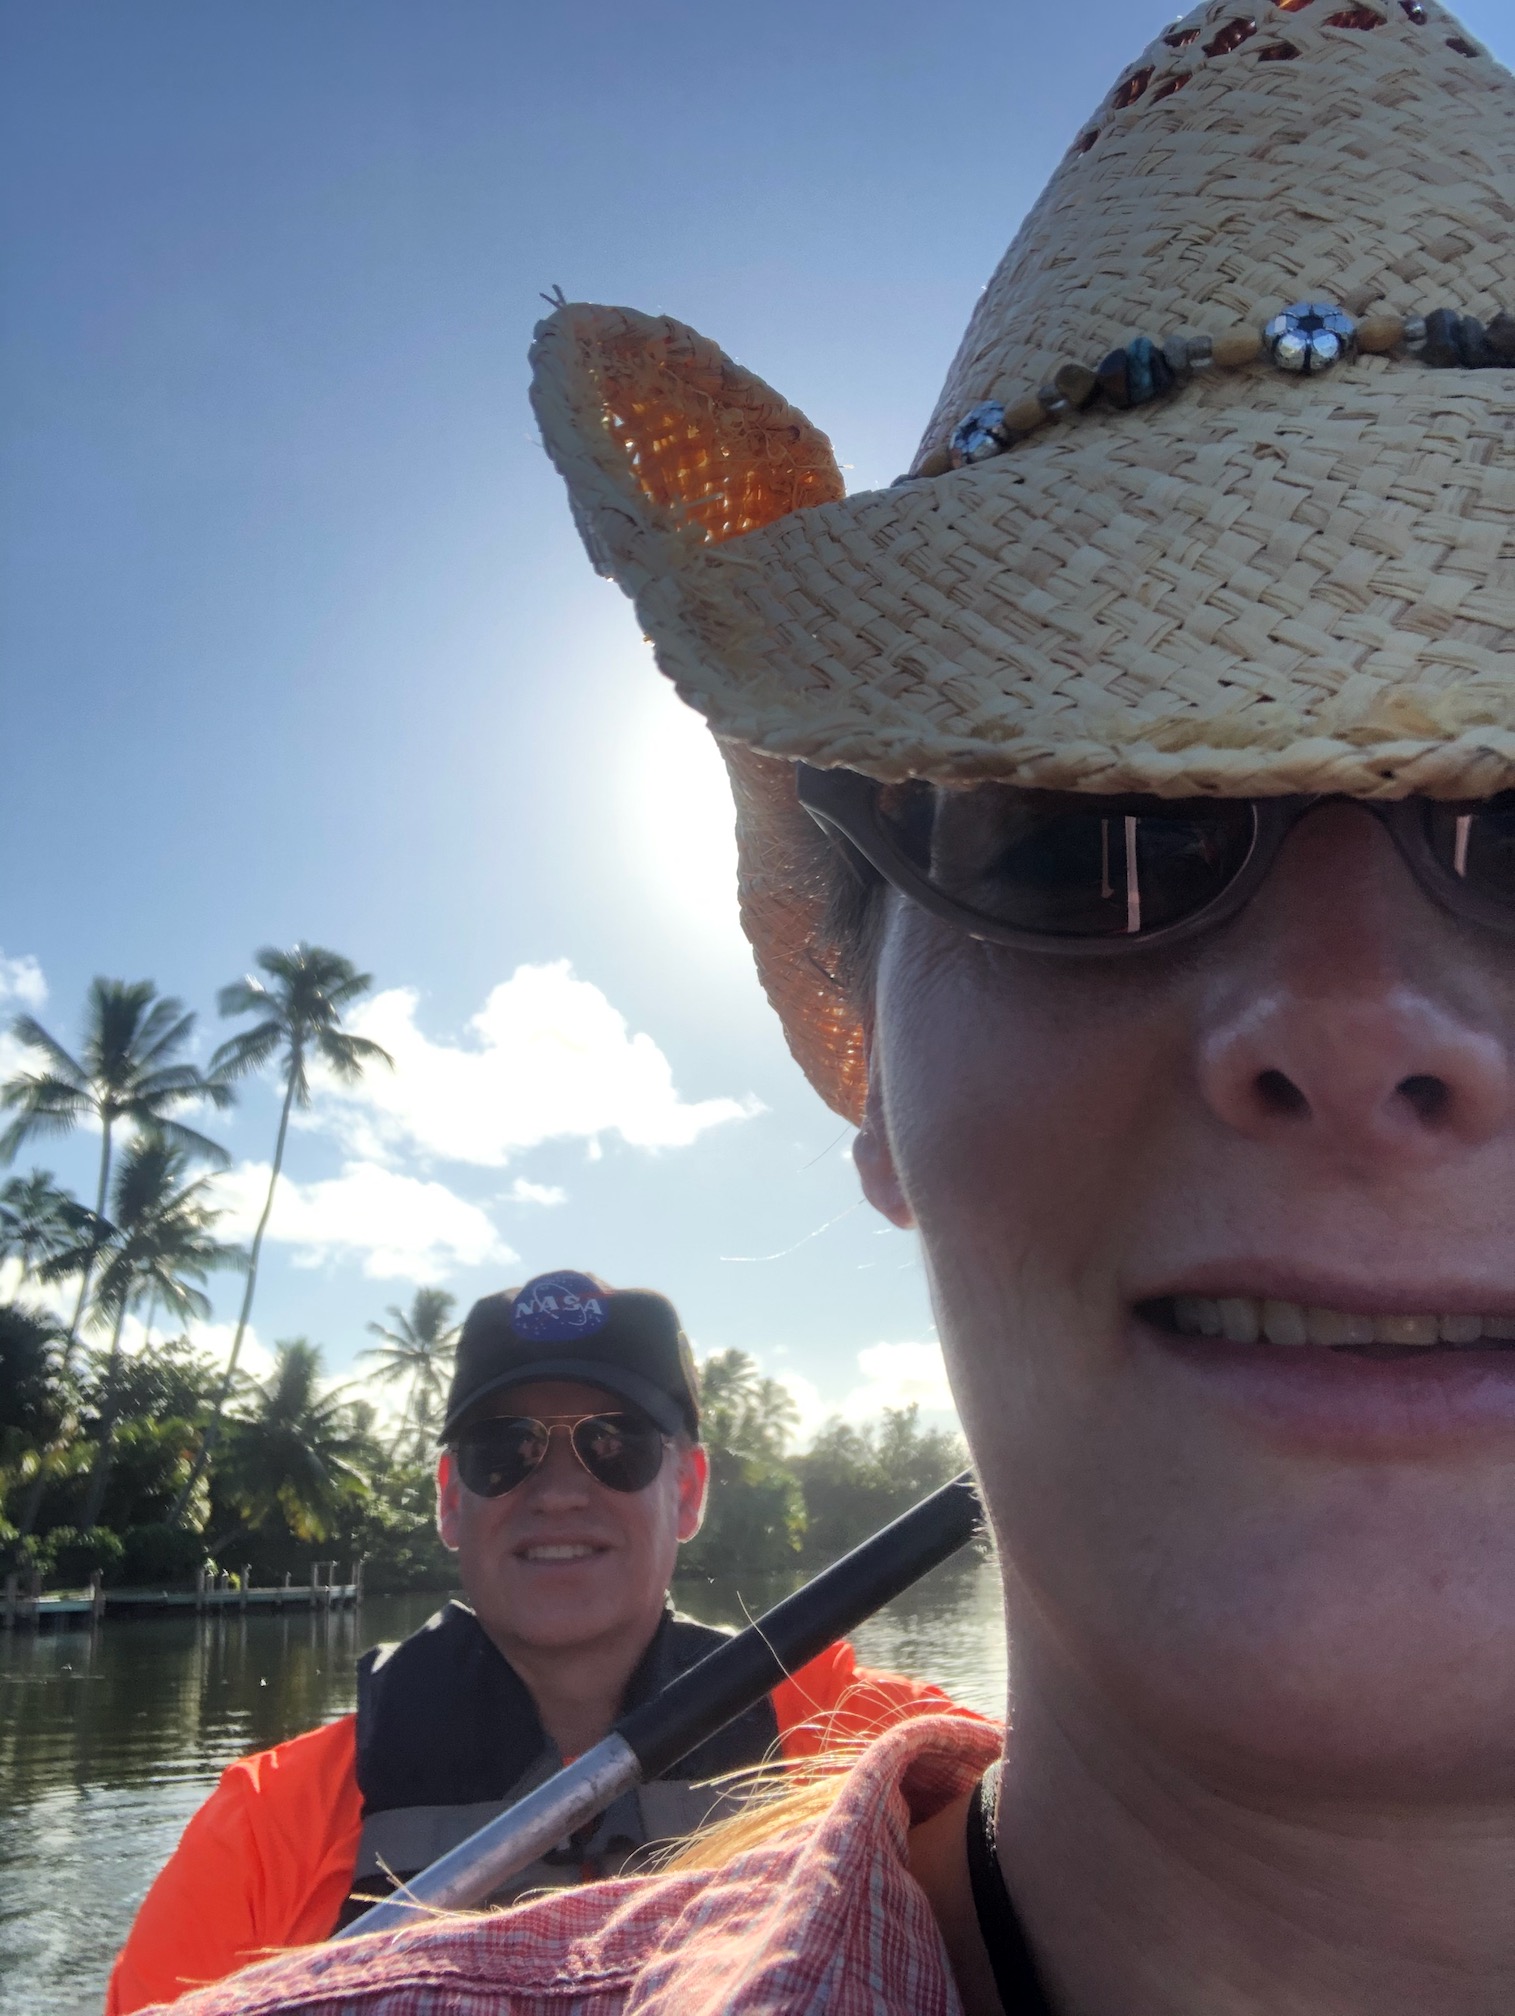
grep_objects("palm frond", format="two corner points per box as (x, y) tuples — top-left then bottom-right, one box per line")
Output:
(216, 977), (275, 1019)
(133, 1001), (197, 1071)
(138, 1115), (233, 1168)
(1, 1072), (93, 1119)
(7, 1016), (87, 1086)
(128, 1063), (209, 1103)
(315, 1030), (393, 1081)
(38, 1216), (114, 1283)
(209, 1022), (284, 1079)
(0, 1080), (93, 1163)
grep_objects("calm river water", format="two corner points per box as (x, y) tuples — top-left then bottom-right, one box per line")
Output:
(0, 1557), (1006, 2016)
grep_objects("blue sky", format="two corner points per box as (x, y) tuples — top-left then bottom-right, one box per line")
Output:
(4, 0), (1511, 1434)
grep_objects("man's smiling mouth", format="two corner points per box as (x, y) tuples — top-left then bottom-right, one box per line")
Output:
(1142, 1296), (1515, 1351)
(517, 1543), (605, 1563)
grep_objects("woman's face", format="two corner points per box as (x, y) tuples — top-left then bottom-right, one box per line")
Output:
(859, 800), (1515, 1796)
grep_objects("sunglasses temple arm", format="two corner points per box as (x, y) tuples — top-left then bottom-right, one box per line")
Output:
(336, 1471), (985, 1935)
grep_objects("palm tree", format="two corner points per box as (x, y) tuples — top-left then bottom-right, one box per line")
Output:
(45, 1138), (245, 1527)
(0, 979), (233, 1358)
(169, 946), (391, 1522)
(213, 1340), (365, 1546)
(0, 1169), (83, 1281)
(360, 1287), (460, 1462)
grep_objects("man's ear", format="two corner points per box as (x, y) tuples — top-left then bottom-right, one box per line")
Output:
(675, 1441), (710, 1542)
(853, 1060), (916, 1229)
(435, 1451), (463, 1552)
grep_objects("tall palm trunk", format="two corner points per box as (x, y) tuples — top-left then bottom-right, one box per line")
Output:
(81, 1295), (129, 1528)
(63, 1117), (113, 1370)
(16, 1443), (58, 1540)
(170, 1055), (298, 1523)
(386, 1407), (414, 1465)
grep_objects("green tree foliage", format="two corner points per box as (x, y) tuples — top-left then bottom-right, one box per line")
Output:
(678, 1348), (806, 1578)
(337, 1456), (457, 1594)
(211, 1340), (367, 1561)
(793, 1405), (966, 1566)
(0, 979), (232, 1358)
(0, 1301), (67, 1449)
(0, 1301), (73, 1558)
(361, 1287), (460, 1462)
(97, 1332), (226, 1425)
(64, 1339), (222, 1541)
(0, 1170), (82, 1279)
(44, 1139), (245, 1527)
(171, 945), (392, 1520)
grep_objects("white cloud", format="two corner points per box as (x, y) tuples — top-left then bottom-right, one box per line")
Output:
(184, 1316), (274, 1382)
(774, 1369), (827, 1444)
(0, 1256), (69, 1319)
(506, 1178), (567, 1208)
(842, 1340), (957, 1421)
(0, 951), (49, 1098)
(316, 963), (757, 1169)
(216, 1159), (516, 1283)
(0, 952), (46, 1012)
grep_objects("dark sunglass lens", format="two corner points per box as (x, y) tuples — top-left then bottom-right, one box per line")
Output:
(1425, 794), (1515, 907)
(889, 786), (1257, 938)
(455, 1418), (547, 1498)
(571, 1414), (665, 1493)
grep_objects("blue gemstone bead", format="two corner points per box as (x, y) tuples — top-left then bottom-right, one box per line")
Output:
(1126, 337), (1157, 405)
(950, 401), (1009, 467)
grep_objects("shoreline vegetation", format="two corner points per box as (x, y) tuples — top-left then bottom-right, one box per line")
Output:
(1, 955), (967, 1603)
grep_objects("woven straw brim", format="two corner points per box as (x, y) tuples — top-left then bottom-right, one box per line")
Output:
(628, 363), (1515, 803)
(533, 318), (1515, 1119)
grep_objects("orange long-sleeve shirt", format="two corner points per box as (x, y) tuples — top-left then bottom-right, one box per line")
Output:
(107, 1641), (968, 2014)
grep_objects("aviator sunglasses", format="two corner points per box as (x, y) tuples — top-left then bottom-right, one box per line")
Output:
(451, 1408), (669, 1499)
(797, 764), (1515, 957)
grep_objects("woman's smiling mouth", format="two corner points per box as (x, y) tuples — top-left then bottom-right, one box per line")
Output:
(1144, 1295), (1515, 1350)
(1132, 1288), (1515, 1451)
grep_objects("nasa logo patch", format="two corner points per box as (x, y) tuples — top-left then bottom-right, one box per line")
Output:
(511, 1270), (610, 1342)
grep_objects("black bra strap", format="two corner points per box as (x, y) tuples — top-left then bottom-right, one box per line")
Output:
(964, 1763), (1056, 2015)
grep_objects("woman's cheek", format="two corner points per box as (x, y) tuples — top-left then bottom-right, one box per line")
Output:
(876, 920), (1173, 1291)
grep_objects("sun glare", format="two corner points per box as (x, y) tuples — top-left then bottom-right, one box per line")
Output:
(616, 671), (750, 963)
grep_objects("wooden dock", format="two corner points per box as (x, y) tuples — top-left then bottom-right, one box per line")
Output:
(2, 1561), (362, 1628)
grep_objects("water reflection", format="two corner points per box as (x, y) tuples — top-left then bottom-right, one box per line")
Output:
(0, 1561), (1005, 2016)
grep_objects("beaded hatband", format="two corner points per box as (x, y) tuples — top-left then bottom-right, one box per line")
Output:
(927, 302), (1515, 477)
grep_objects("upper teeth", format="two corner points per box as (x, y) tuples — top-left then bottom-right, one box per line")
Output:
(1171, 1297), (1515, 1347)
(522, 1544), (597, 1561)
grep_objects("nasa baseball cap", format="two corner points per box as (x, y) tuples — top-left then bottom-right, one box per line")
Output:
(440, 1270), (700, 1441)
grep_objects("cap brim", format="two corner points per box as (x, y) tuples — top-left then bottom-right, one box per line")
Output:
(441, 1358), (688, 1441)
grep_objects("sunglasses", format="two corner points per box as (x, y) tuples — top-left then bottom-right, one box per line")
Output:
(451, 1410), (669, 1499)
(797, 765), (1515, 958)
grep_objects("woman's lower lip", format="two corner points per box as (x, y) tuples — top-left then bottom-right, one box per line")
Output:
(1136, 1317), (1515, 1449)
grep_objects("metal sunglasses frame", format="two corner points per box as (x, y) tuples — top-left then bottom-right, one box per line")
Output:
(795, 762), (1515, 959)
(451, 1410), (671, 1497)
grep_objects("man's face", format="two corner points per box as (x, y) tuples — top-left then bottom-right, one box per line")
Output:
(436, 1378), (708, 1659)
(858, 803), (1515, 1796)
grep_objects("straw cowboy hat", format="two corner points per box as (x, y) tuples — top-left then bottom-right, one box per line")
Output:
(531, 0), (1515, 1121)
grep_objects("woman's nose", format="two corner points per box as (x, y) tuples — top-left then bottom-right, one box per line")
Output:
(1195, 807), (1512, 1163)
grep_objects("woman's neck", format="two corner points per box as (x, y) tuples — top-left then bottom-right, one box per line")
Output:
(989, 1671), (1515, 2016)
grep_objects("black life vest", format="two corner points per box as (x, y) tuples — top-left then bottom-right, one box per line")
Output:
(341, 1600), (777, 1922)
